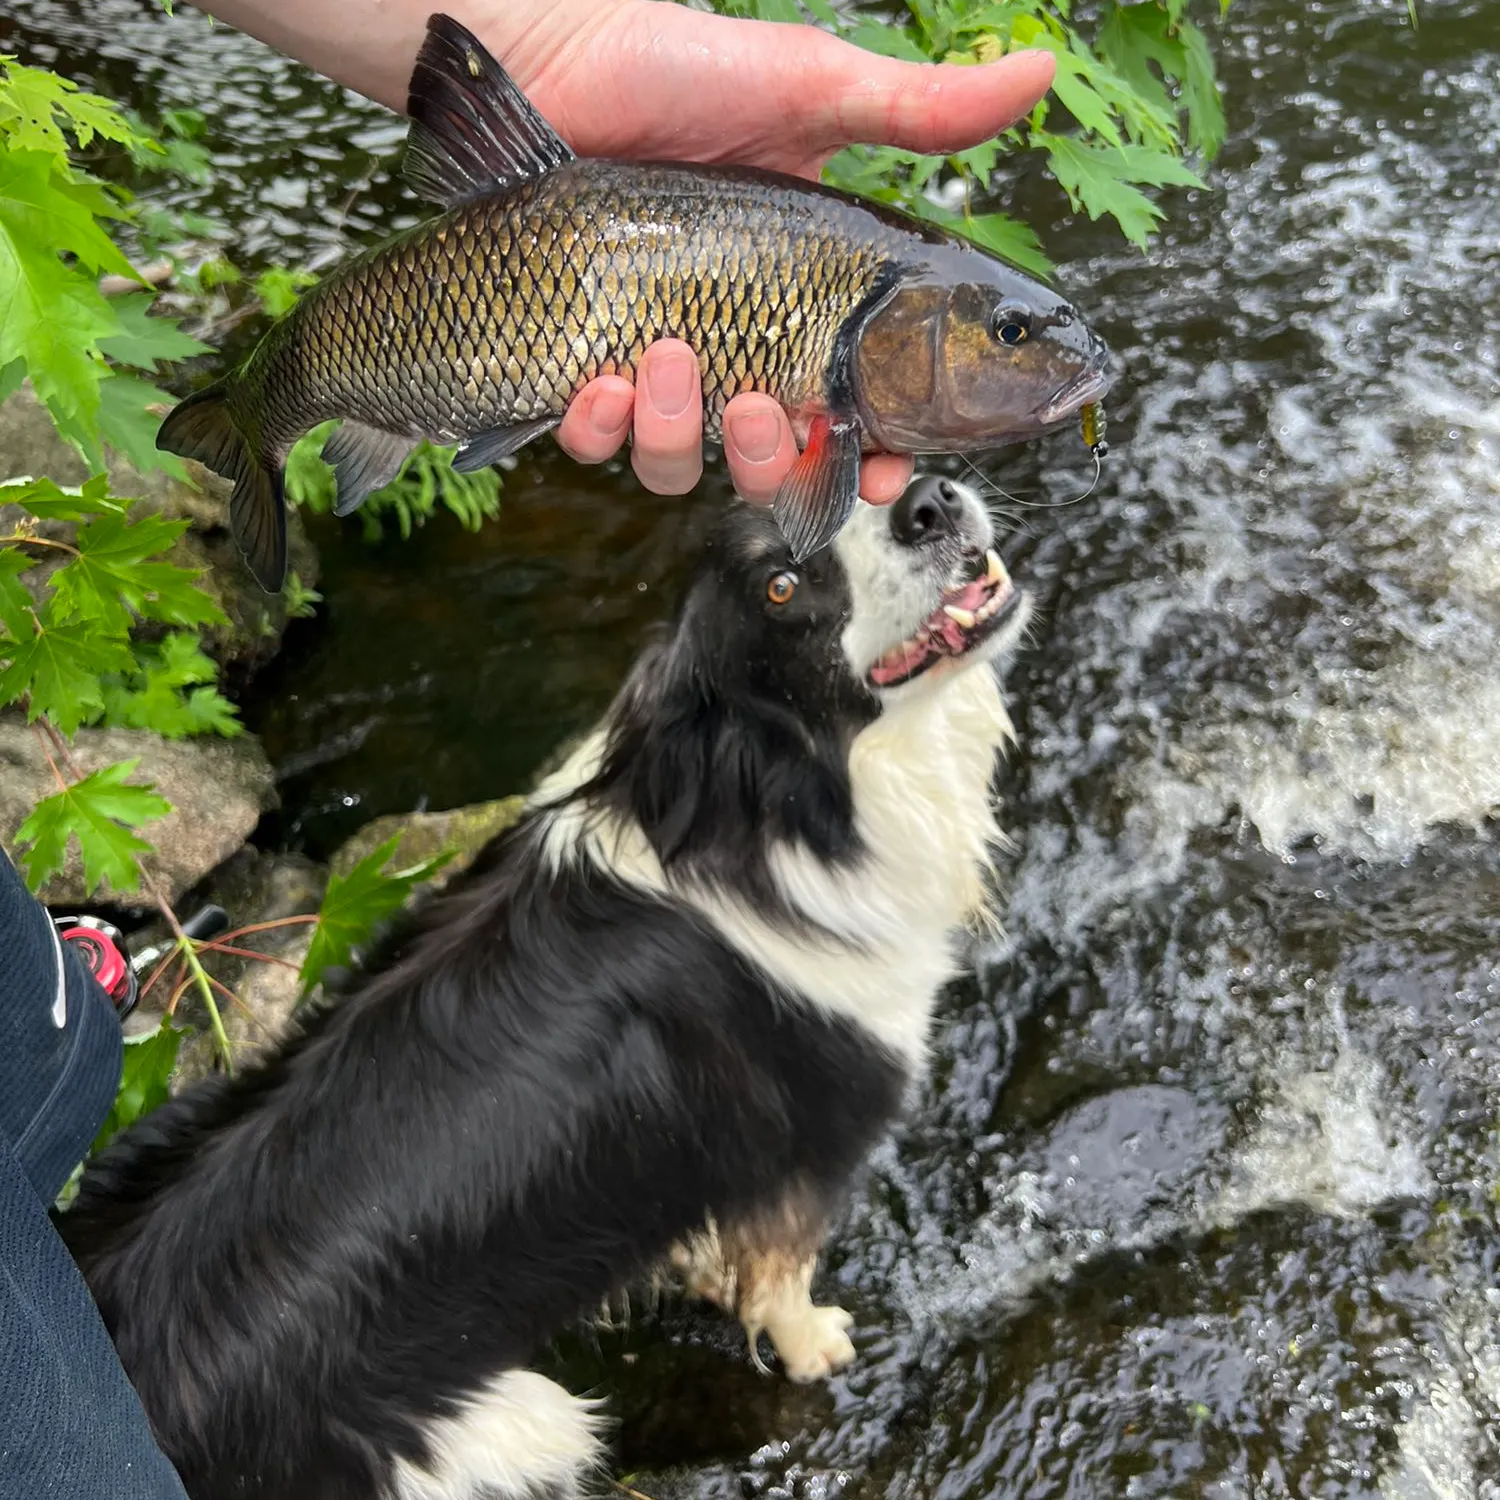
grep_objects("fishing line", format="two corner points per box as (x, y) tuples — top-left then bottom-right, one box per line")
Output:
(955, 449), (1104, 515)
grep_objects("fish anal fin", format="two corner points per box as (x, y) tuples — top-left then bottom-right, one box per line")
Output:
(323, 422), (417, 517)
(771, 414), (862, 563)
(452, 416), (561, 472)
(404, 14), (575, 206)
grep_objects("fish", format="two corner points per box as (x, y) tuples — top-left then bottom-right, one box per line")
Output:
(158, 12), (1111, 592)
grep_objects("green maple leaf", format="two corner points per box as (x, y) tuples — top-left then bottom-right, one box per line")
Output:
(1177, 19), (1227, 159)
(50, 508), (226, 633)
(1048, 53), (1124, 148)
(0, 607), (134, 732)
(1043, 135), (1186, 249)
(926, 208), (1054, 279)
(1097, 4), (1184, 122)
(95, 373), (187, 480)
(15, 758), (170, 895)
(0, 61), (138, 154)
(300, 835), (454, 991)
(0, 154), (135, 439)
(0, 474), (126, 524)
(100, 632), (241, 739)
(0, 153), (136, 278)
(98, 294), (211, 370)
(92, 1023), (183, 1154)
(0, 232), (112, 435)
(0, 547), (35, 637)
(1105, 144), (1205, 192)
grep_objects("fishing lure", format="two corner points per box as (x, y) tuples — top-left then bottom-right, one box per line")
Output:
(1081, 401), (1109, 461)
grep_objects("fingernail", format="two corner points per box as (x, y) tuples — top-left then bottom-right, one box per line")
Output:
(588, 387), (633, 434)
(642, 350), (697, 418)
(727, 409), (781, 464)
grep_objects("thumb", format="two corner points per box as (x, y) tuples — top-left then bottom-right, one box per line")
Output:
(805, 43), (1056, 161)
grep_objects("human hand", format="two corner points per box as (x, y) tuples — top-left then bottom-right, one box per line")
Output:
(502, 0), (1055, 505)
(555, 342), (918, 505)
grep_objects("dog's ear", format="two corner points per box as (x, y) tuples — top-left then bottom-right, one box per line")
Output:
(590, 635), (860, 881)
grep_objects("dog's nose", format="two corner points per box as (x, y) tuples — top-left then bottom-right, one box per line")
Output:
(890, 476), (966, 546)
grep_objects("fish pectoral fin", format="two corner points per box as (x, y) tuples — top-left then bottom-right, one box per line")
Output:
(403, 14), (575, 207)
(770, 414), (863, 563)
(452, 417), (561, 472)
(323, 423), (418, 518)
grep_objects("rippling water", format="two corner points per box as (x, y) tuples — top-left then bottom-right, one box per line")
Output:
(8, 0), (1499, 1493)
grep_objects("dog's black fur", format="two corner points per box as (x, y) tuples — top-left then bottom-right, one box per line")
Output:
(59, 506), (917, 1500)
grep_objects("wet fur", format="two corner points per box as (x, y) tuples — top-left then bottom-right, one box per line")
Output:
(59, 492), (1020, 1500)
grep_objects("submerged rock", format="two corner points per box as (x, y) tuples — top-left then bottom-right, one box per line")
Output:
(0, 386), (319, 675)
(330, 796), (527, 889)
(0, 715), (276, 905)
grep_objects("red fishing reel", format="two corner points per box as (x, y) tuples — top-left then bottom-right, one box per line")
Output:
(51, 905), (230, 1023)
(52, 914), (138, 1019)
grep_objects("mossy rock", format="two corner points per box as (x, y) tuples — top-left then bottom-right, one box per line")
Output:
(330, 796), (528, 890)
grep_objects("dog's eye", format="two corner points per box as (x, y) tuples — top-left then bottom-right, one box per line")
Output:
(766, 572), (798, 606)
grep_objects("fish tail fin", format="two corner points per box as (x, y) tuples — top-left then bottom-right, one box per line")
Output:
(157, 383), (287, 593)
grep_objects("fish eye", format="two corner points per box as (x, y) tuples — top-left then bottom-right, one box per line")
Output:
(992, 307), (1031, 346)
(766, 571), (798, 606)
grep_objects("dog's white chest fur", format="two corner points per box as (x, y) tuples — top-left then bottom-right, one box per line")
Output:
(539, 665), (1012, 1073)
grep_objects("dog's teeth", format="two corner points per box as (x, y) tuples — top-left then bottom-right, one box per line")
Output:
(985, 549), (1006, 584)
(943, 605), (977, 629)
(977, 597), (997, 621)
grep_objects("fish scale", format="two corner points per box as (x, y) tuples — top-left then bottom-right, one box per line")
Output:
(242, 166), (886, 457)
(157, 12), (1108, 591)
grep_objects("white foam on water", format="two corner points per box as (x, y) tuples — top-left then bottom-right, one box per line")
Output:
(1381, 1282), (1500, 1500)
(1382, 1374), (1480, 1500)
(1207, 1045), (1432, 1224)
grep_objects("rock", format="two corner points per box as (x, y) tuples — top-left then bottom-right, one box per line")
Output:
(0, 386), (319, 676)
(0, 714), (277, 906)
(165, 846), (328, 1081)
(330, 796), (527, 889)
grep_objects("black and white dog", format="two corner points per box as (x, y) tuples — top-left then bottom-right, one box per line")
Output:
(61, 476), (1028, 1500)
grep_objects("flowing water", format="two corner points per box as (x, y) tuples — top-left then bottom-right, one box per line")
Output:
(7, 0), (1500, 1493)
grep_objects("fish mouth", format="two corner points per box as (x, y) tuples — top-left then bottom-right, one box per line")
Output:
(868, 547), (1020, 688)
(1035, 364), (1111, 427)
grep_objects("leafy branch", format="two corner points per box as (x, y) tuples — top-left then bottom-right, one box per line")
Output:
(0, 56), (213, 469)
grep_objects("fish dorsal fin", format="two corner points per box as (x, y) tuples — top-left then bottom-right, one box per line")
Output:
(403, 13), (575, 207)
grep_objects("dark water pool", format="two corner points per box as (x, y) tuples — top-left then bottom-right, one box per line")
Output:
(9, 0), (1500, 1493)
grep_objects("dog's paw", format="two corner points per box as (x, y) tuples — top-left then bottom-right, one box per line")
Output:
(770, 1304), (856, 1384)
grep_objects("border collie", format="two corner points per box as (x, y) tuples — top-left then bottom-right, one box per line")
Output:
(61, 476), (1029, 1500)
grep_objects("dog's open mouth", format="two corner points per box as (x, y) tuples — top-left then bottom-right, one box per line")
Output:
(868, 549), (1019, 687)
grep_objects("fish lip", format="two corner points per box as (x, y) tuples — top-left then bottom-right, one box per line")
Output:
(1034, 365), (1111, 426)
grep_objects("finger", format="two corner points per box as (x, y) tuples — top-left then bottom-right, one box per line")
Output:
(556, 375), (636, 463)
(812, 46), (1057, 164)
(631, 340), (705, 495)
(859, 454), (913, 506)
(723, 393), (799, 505)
